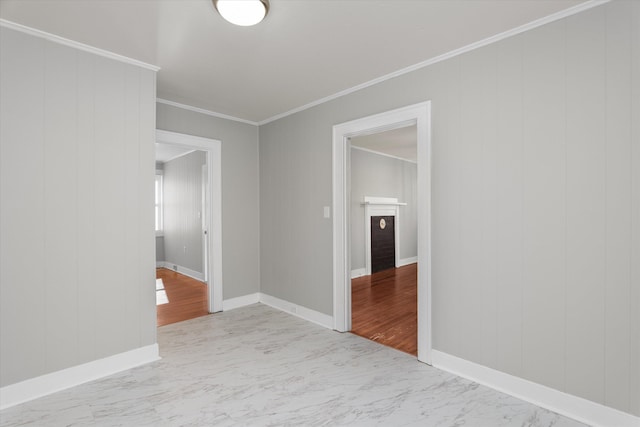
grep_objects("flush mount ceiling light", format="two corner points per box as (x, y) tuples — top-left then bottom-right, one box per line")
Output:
(213, 0), (269, 26)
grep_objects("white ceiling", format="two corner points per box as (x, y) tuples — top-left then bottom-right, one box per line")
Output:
(351, 125), (417, 163)
(0, 0), (587, 123)
(155, 143), (196, 163)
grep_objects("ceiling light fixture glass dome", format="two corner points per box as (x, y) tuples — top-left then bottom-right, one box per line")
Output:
(213, 0), (269, 27)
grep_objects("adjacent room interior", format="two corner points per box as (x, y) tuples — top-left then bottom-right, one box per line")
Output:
(1, 1), (638, 426)
(155, 143), (210, 326)
(349, 125), (419, 356)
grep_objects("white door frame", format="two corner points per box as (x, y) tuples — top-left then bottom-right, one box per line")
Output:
(201, 164), (209, 283)
(156, 129), (223, 313)
(332, 102), (432, 364)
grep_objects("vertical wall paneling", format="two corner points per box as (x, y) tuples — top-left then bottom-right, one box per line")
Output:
(429, 59), (462, 356)
(629, 0), (640, 417)
(258, 112), (333, 312)
(123, 66), (142, 350)
(521, 20), (567, 392)
(604, 0), (633, 413)
(139, 70), (157, 347)
(0, 26), (157, 388)
(457, 48), (487, 363)
(401, 159), (418, 262)
(156, 236), (165, 263)
(162, 150), (206, 275)
(494, 34), (524, 377)
(93, 56), (127, 357)
(43, 42), (80, 372)
(76, 51), (97, 363)
(564, 7), (606, 404)
(0, 28), (47, 385)
(258, 116), (277, 297)
(478, 45), (498, 370)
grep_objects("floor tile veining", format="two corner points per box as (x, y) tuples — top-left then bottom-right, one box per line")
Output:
(0, 304), (586, 426)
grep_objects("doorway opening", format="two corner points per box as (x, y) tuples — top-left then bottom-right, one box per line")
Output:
(349, 125), (418, 355)
(155, 130), (223, 327)
(332, 102), (432, 364)
(155, 145), (208, 326)
(155, 267), (208, 326)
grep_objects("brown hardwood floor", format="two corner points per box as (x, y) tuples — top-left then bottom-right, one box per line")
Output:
(351, 263), (417, 356)
(156, 268), (210, 327)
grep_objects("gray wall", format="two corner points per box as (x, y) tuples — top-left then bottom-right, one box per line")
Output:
(350, 148), (417, 270)
(156, 236), (165, 263)
(162, 150), (206, 274)
(156, 103), (260, 300)
(0, 27), (157, 386)
(155, 162), (164, 263)
(259, 2), (639, 417)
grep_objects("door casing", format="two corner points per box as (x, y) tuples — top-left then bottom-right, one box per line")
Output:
(332, 102), (432, 364)
(156, 129), (223, 313)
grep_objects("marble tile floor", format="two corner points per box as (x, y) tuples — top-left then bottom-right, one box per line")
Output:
(1, 304), (587, 427)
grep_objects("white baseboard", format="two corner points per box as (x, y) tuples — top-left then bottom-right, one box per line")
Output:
(259, 293), (333, 330)
(223, 293), (260, 311)
(351, 268), (366, 279)
(431, 350), (639, 427)
(222, 292), (333, 330)
(352, 259), (416, 279)
(155, 261), (164, 268)
(398, 256), (417, 267)
(158, 262), (204, 282)
(0, 344), (160, 411)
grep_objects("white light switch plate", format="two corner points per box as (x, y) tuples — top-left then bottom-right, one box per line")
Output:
(323, 206), (331, 218)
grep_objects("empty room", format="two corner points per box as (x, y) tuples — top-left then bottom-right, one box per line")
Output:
(0, 1), (638, 426)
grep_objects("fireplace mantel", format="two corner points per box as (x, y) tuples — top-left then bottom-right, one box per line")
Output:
(361, 196), (407, 207)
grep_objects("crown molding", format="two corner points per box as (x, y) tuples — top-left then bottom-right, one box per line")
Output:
(351, 145), (417, 164)
(2, 0), (609, 125)
(156, 98), (259, 126)
(0, 19), (160, 72)
(258, 0), (610, 126)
